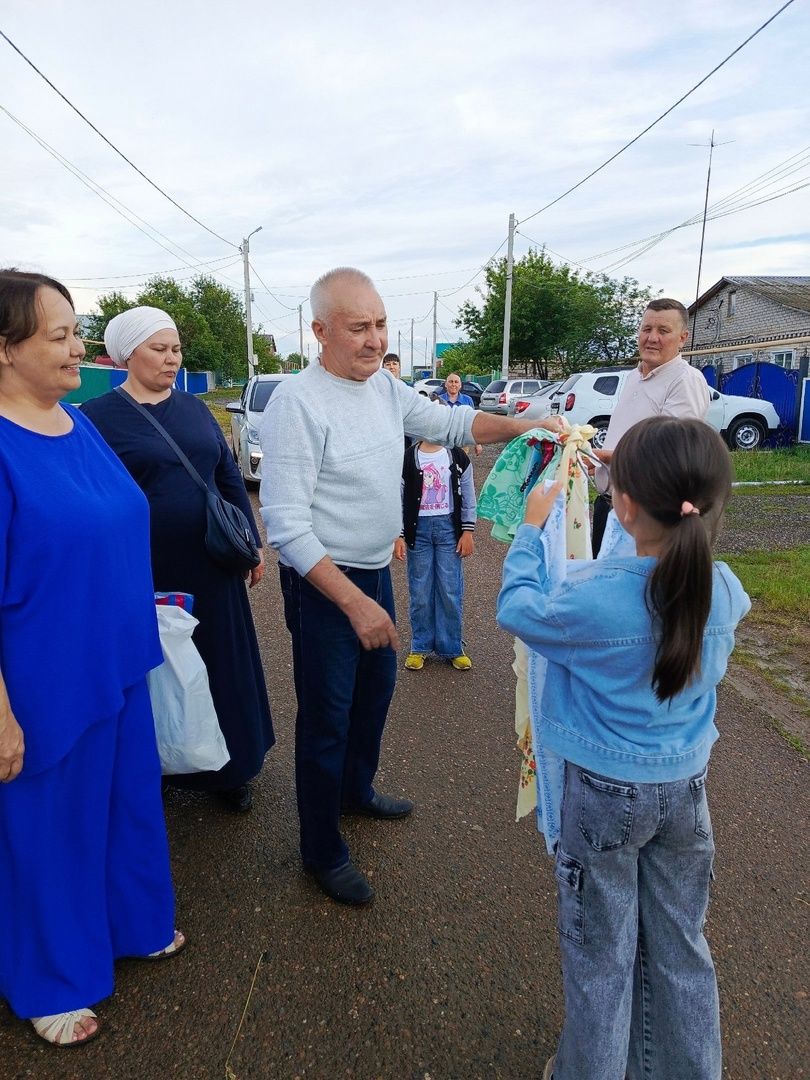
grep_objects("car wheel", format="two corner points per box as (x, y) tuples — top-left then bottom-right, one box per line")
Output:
(590, 421), (609, 451)
(726, 417), (766, 451)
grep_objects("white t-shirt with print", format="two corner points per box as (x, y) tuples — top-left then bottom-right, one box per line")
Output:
(417, 447), (455, 516)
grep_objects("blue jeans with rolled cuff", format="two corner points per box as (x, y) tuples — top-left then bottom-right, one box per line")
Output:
(552, 761), (720, 1080)
(279, 563), (397, 871)
(406, 513), (464, 657)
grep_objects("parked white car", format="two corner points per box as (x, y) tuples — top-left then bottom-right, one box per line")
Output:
(547, 369), (780, 450)
(226, 373), (291, 483)
(414, 378), (446, 397)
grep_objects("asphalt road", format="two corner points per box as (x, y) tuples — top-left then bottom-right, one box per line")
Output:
(2, 455), (807, 1080)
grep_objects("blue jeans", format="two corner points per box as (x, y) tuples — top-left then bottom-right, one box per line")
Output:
(279, 564), (397, 871)
(406, 514), (464, 657)
(553, 762), (720, 1080)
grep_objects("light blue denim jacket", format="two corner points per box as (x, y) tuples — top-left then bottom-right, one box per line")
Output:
(497, 523), (750, 782)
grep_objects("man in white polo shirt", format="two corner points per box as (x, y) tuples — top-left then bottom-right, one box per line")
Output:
(592, 298), (710, 554)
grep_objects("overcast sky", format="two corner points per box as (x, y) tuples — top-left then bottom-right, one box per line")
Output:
(2, 0), (808, 368)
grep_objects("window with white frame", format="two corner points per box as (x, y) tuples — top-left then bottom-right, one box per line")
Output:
(732, 353), (753, 369)
(771, 350), (795, 369)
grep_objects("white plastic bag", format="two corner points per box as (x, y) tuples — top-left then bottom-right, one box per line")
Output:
(147, 605), (230, 775)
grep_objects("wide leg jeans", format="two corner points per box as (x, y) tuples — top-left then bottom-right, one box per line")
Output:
(279, 563), (397, 871)
(406, 513), (464, 658)
(553, 762), (721, 1080)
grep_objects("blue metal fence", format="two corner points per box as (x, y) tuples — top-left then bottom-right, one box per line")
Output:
(700, 361), (799, 446)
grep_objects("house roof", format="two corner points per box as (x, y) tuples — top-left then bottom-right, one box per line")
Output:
(689, 276), (810, 316)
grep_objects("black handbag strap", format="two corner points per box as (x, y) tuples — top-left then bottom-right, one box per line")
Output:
(114, 386), (211, 496)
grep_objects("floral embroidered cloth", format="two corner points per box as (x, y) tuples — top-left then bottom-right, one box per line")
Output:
(479, 423), (597, 843)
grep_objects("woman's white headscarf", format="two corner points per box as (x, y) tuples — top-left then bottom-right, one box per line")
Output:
(104, 306), (178, 367)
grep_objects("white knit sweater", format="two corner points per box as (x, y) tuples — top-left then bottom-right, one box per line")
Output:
(258, 364), (476, 574)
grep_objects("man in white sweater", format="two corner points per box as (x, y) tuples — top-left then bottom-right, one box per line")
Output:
(259, 267), (562, 905)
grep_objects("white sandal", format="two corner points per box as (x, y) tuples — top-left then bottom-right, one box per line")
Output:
(145, 928), (186, 960)
(30, 1009), (100, 1047)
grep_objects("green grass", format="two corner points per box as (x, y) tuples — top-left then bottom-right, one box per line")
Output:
(719, 546), (810, 619)
(730, 445), (810, 484)
(200, 386), (242, 404)
(728, 484), (809, 497)
(201, 389), (236, 436)
(731, 649), (809, 759)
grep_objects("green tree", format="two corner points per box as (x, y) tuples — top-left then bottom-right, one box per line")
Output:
(285, 351), (306, 370)
(84, 275), (279, 381)
(455, 249), (654, 378)
(435, 341), (492, 382)
(82, 292), (133, 360)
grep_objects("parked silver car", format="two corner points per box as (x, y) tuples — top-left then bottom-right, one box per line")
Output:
(226, 373), (290, 484)
(510, 380), (564, 419)
(479, 377), (546, 414)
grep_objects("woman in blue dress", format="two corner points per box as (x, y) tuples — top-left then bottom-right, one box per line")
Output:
(0, 270), (183, 1047)
(82, 307), (274, 812)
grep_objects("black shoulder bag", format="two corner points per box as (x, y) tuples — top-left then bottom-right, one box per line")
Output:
(114, 387), (261, 575)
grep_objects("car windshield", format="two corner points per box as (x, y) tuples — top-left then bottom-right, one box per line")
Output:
(249, 380), (283, 411)
(557, 374), (581, 393)
(484, 380), (506, 393)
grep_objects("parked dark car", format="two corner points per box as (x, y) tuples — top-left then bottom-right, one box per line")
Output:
(419, 378), (483, 408)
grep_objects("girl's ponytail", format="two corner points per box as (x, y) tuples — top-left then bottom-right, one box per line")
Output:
(610, 417), (733, 702)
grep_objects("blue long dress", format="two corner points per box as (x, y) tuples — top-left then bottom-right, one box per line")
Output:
(0, 406), (175, 1017)
(82, 389), (274, 790)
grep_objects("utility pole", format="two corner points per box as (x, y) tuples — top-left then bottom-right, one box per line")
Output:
(397, 329), (401, 358)
(431, 291), (438, 376)
(689, 131), (731, 356)
(241, 226), (262, 380)
(501, 212), (515, 380)
(410, 318), (414, 372)
(298, 304), (304, 364)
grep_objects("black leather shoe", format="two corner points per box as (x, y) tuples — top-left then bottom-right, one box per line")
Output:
(343, 793), (414, 819)
(307, 861), (375, 905)
(216, 785), (253, 813)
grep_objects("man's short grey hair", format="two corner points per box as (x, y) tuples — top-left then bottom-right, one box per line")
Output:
(310, 267), (376, 324)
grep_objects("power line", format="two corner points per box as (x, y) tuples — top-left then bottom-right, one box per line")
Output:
(62, 255), (242, 284)
(65, 259), (243, 293)
(437, 297), (460, 321)
(439, 237), (509, 297)
(1, 104), (223, 273)
(598, 173), (810, 274)
(0, 28), (237, 250)
(248, 261), (304, 311)
(514, 230), (595, 272)
(226, 264), (488, 292)
(586, 146), (810, 264)
(517, 0), (798, 226)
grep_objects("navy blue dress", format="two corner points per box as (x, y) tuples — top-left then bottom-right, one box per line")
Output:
(82, 390), (274, 790)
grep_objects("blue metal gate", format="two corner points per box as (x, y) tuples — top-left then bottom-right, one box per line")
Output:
(700, 362), (798, 446)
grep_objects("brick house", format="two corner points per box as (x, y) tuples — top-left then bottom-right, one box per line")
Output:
(684, 276), (810, 374)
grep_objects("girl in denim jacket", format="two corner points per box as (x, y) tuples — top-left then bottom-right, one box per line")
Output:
(497, 417), (750, 1080)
